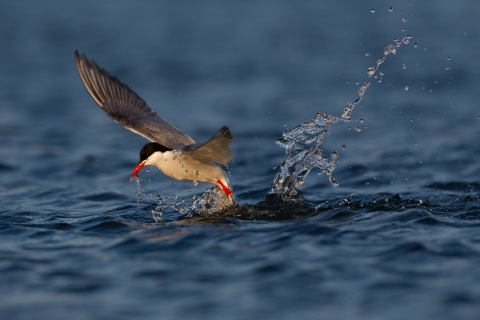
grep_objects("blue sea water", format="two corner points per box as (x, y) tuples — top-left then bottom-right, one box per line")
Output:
(1, 1), (480, 319)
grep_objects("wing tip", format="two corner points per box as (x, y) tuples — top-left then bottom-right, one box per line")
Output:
(74, 50), (88, 64)
(215, 126), (234, 164)
(218, 126), (234, 142)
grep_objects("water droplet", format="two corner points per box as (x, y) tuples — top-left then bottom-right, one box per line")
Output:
(370, 8), (375, 13)
(355, 81), (359, 85)
(367, 66), (377, 76)
(445, 66), (451, 70)
(405, 86), (409, 91)
(379, 71), (384, 76)
(447, 56), (451, 61)
(365, 52), (371, 57)
(188, 188), (191, 192)
(419, 160), (422, 164)
(402, 18), (408, 22)
(273, 166), (277, 170)
(342, 145), (347, 150)
(146, 168), (151, 172)
(389, 7), (393, 12)
(403, 64), (407, 69)
(384, 44), (396, 55)
(360, 118), (364, 123)
(414, 43), (418, 48)
(355, 126), (362, 132)
(193, 181), (198, 186)
(330, 176), (339, 186)
(341, 102), (355, 120)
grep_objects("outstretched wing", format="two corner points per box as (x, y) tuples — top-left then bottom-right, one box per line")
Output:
(74, 51), (195, 149)
(181, 126), (233, 166)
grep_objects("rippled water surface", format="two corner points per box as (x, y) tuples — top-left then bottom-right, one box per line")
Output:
(1, 1), (480, 319)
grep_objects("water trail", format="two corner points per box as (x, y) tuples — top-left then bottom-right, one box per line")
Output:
(152, 188), (234, 221)
(135, 176), (234, 220)
(268, 35), (412, 202)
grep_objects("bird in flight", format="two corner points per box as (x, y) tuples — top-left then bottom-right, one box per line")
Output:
(74, 51), (234, 197)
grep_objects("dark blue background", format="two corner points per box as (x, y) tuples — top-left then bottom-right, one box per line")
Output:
(1, 1), (479, 319)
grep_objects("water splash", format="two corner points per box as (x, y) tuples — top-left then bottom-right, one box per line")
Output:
(268, 82), (369, 202)
(269, 35), (412, 201)
(152, 188), (234, 221)
(135, 174), (234, 220)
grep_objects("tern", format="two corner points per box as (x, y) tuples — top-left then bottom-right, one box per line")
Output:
(74, 51), (233, 197)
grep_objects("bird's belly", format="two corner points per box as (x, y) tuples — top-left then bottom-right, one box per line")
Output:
(155, 158), (220, 185)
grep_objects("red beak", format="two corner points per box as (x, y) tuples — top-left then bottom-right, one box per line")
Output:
(130, 161), (146, 180)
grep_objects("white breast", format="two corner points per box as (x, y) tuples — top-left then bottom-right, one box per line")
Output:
(145, 150), (225, 185)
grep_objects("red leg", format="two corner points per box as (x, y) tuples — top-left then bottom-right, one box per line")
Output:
(216, 179), (233, 196)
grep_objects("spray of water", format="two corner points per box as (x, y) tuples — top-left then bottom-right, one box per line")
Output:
(135, 175), (234, 220)
(269, 35), (412, 202)
(153, 188), (234, 221)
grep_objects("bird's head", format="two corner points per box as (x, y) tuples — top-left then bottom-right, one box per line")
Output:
(130, 142), (172, 180)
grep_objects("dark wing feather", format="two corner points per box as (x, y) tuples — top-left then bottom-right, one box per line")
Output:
(74, 51), (195, 149)
(181, 126), (233, 166)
